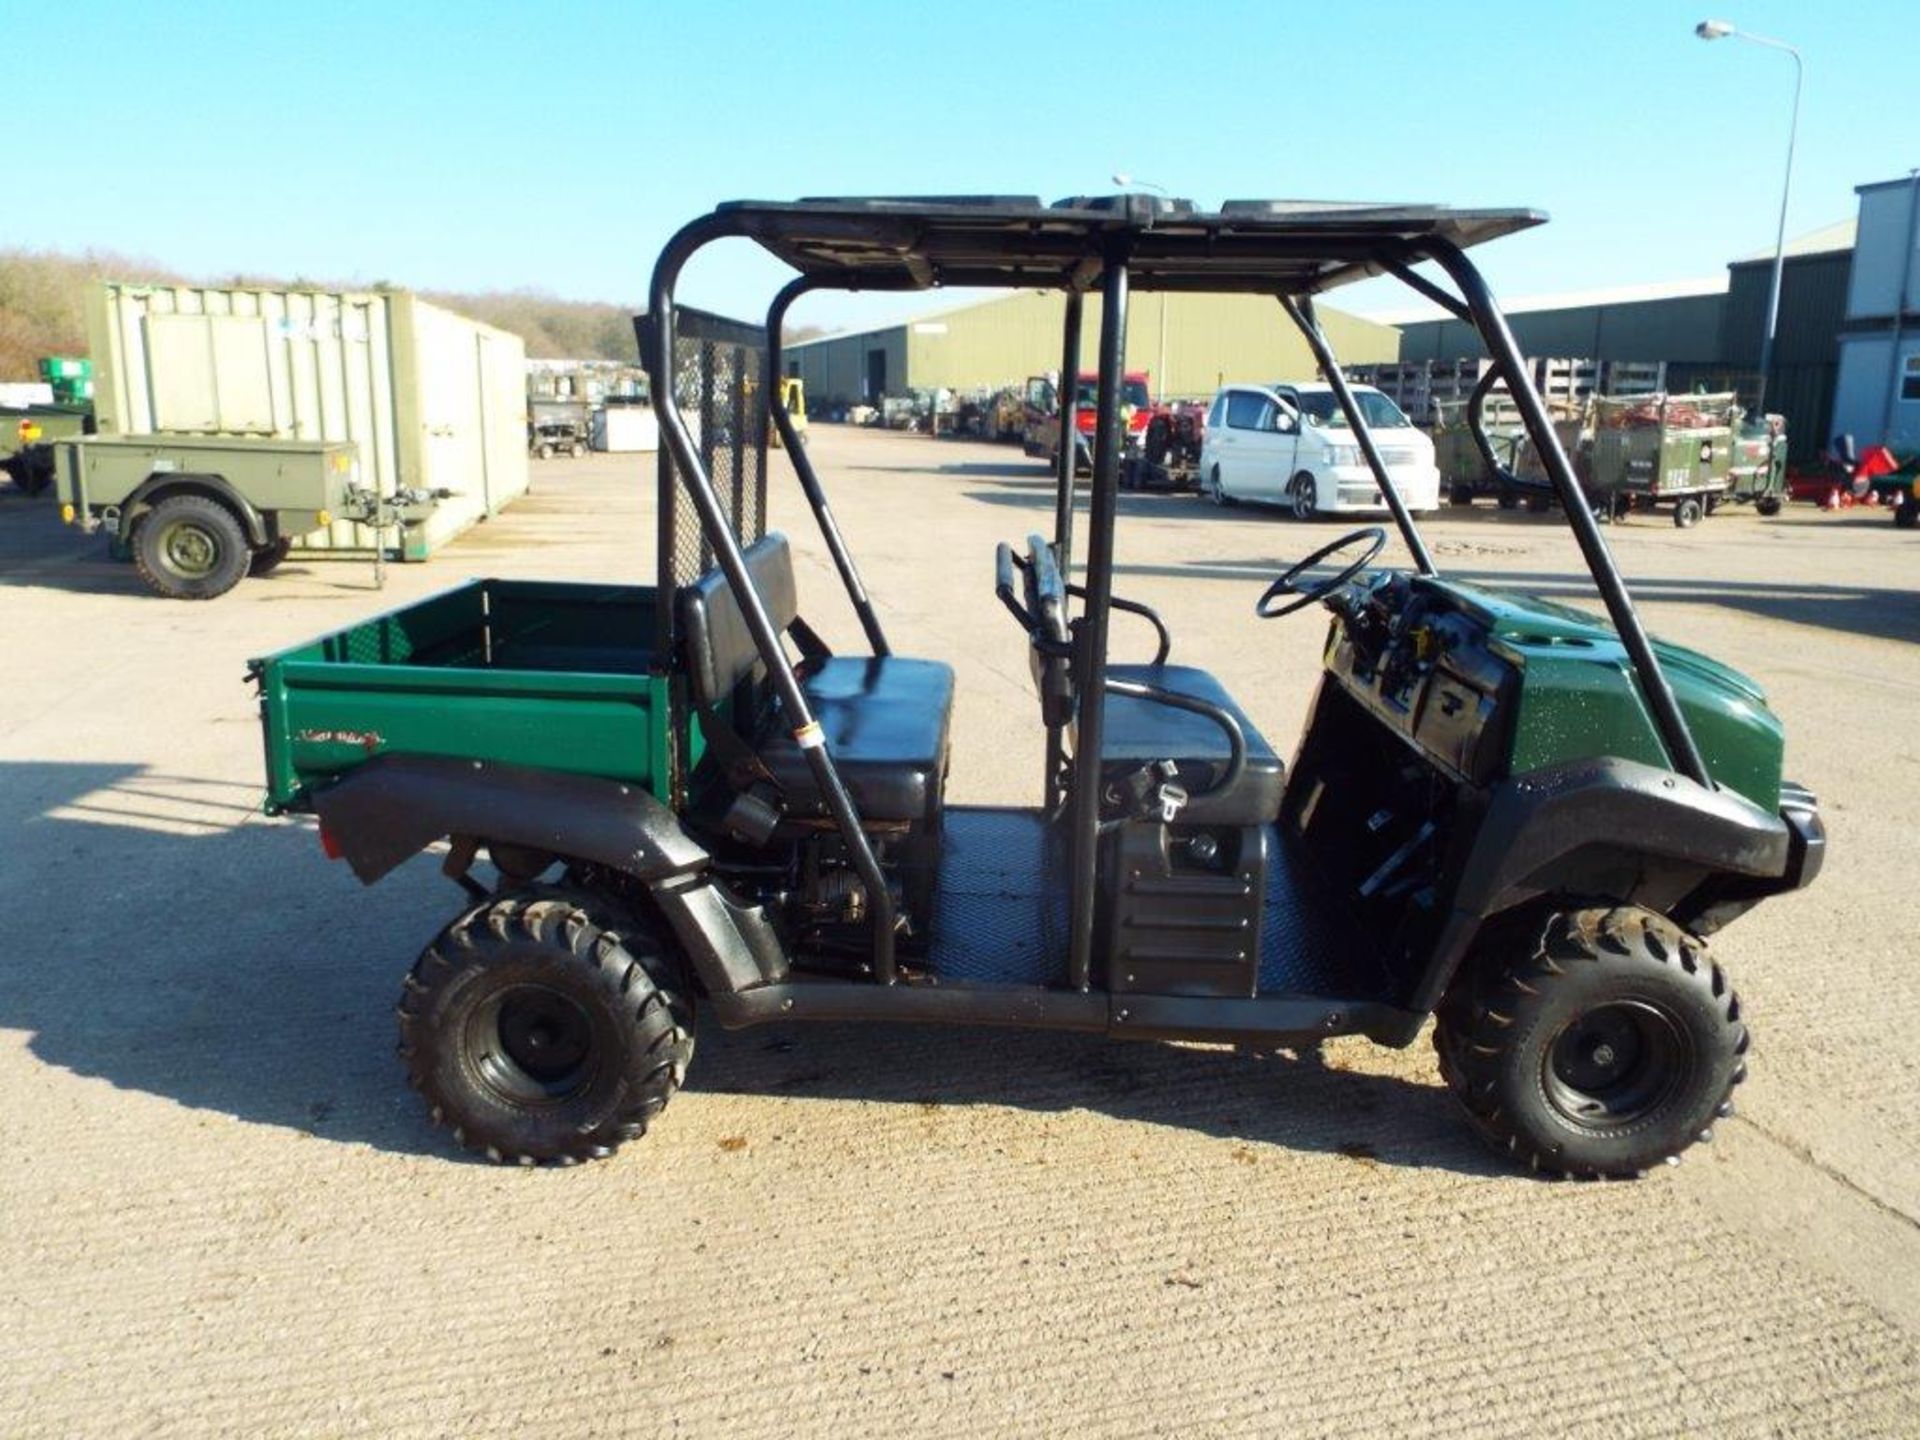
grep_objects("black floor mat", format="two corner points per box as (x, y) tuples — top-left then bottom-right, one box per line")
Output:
(1257, 828), (1396, 1001)
(924, 808), (1069, 985)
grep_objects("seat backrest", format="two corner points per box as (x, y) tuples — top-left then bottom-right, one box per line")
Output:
(1023, 533), (1075, 728)
(679, 532), (798, 707)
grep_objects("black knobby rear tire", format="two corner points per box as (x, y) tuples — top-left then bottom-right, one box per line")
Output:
(1755, 495), (1783, 517)
(132, 494), (251, 600)
(398, 887), (695, 1165)
(1896, 499), (1919, 530)
(248, 537), (294, 576)
(1433, 906), (1746, 1177)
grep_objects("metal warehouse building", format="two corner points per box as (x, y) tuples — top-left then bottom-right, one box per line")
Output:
(1395, 222), (1857, 462)
(1395, 279), (1729, 367)
(1833, 174), (1920, 453)
(787, 290), (1400, 407)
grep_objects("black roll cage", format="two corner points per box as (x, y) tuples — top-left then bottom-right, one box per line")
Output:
(639, 196), (1713, 987)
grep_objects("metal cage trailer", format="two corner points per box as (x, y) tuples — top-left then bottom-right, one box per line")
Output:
(1589, 392), (1738, 528)
(256, 195), (1824, 1178)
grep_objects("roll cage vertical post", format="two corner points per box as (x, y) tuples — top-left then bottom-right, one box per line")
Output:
(1424, 240), (1713, 787)
(1045, 288), (1085, 816)
(1280, 294), (1437, 577)
(765, 275), (892, 657)
(1065, 249), (1131, 994)
(1051, 289), (1085, 575)
(645, 214), (898, 983)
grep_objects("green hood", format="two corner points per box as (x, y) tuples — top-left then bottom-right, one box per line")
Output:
(1431, 580), (1784, 809)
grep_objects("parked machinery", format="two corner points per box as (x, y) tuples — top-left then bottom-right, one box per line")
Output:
(1121, 401), (1208, 492)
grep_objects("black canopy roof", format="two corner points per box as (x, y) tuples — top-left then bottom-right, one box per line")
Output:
(711, 194), (1546, 295)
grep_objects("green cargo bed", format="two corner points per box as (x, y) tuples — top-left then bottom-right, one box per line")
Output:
(253, 579), (670, 813)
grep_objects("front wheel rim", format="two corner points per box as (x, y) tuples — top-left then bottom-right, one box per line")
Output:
(1543, 1000), (1691, 1130)
(1292, 480), (1314, 519)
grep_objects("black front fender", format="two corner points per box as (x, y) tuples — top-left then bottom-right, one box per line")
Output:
(1390, 758), (1791, 1039)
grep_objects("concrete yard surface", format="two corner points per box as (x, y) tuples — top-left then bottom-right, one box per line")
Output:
(1, 425), (1917, 1437)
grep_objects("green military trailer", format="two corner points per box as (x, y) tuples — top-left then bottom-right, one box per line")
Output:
(1589, 393), (1738, 528)
(56, 433), (378, 599)
(1, 403), (93, 496)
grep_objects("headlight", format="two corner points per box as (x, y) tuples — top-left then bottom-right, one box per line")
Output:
(1328, 444), (1361, 467)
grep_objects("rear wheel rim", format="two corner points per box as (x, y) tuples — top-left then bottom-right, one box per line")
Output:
(468, 983), (600, 1107)
(1543, 1000), (1690, 1130)
(161, 520), (220, 578)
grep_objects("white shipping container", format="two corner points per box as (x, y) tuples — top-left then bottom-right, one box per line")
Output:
(594, 404), (660, 453)
(88, 283), (529, 558)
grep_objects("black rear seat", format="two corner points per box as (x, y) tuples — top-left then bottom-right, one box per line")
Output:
(679, 534), (954, 823)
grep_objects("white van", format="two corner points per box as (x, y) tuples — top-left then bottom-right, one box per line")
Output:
(1199, 382), (1440, 517)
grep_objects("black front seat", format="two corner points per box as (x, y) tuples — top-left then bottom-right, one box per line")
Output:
(1094, 665), (1285, 825)
(1004, 532), (1282, 827)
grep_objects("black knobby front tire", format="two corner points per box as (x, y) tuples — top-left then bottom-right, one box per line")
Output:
(398, 887), (694, 1165)
(1754, 495), (1783, 517)
(1433, 907), (1747, 1177)
(1896, 498), (1919, 530)
(132, 494), (251, 600)
(1673, 496), (1704, 529)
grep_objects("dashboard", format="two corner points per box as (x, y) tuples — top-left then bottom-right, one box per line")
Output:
(1321, 573), (1516, 786)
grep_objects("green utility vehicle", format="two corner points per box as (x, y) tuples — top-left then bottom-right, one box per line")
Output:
(257, 197), (1823, 1177)
(56, 434), (443, 599)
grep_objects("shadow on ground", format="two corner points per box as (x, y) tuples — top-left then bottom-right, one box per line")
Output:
(0, 760), (1497, 1176)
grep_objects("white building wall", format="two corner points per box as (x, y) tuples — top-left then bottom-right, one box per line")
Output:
(1845, 178), (1920, 321)
(1835, 176), (1920, 449)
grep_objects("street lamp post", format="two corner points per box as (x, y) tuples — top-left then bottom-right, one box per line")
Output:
(1696, 18), (1803, 417)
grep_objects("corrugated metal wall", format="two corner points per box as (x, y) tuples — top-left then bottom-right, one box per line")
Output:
(1397, 292), (1729, 365)
(86, 283), (527, 555)
(1719, 249), (1851, 461)
(790, 291), (1398, 407)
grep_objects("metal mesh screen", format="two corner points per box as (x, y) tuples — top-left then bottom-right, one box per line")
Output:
(654, 307), (769, 599)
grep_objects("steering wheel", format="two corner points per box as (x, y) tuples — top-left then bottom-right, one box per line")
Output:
(1256, 526), (1387, 618)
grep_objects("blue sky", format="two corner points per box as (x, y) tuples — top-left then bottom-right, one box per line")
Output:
(7, 0), (1911, 333)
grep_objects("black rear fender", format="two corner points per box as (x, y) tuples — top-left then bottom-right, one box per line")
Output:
(310, 753), (784, 994)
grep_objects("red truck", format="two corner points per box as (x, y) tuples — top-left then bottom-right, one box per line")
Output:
(1020, 371), (1205, 490)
